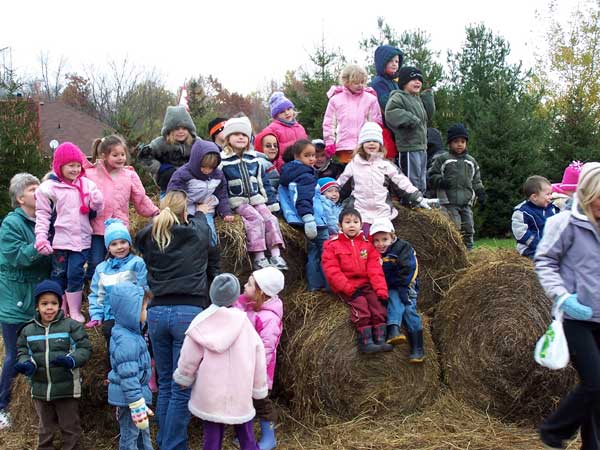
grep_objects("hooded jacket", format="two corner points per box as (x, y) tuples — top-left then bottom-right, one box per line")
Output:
(385, 89), (435, 152)
(279, 160), (319, 218)
(381, 238), (419, 290)
(173, 305), (268, 424)
(167, 140), (232, 217)
(107, 282), (152, 407)
(369, 45), (403, 112)
(512, 200), (560, 257)
(254, 122), (308, 171)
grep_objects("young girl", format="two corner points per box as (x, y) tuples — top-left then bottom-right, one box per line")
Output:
(85, 135), (158, 279)
(174, 273), (268, 450)
(257, 134), (281, 191)
(323, 64), (382, 164)
(234, 267), (284, 450)
(254, 92), (308, 171)
(535, 162), (600, 450)
(220, 117), (287, 271)
(337, 122), (429, 235)
(35, 142), (104, 322)
(551, 160), (583, 211)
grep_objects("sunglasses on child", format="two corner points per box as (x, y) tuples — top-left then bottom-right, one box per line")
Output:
(264, 143), (278, 149)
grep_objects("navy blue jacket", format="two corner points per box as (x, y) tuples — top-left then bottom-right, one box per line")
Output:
(279, 161), (318, 218)
(381, 238), (419, 290)
(369, 45), (404, 114)
(511, 200), (560, 258)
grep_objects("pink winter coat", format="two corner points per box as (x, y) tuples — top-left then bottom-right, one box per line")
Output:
(35, 175), (104, 252)
(233, 294), (283, 390)
(255, 120), (308, 171)
(337, 154), (418, 224)
(84, 160), (158, 235)
(323, 86), (382, 152)
(173, 305), (268, 424)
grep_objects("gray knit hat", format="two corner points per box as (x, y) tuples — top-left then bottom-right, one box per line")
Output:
(161, 106), (197, 137)
(209, 273), (241, 307)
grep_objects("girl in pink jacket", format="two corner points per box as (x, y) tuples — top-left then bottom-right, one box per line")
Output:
(174, 273), (268, 450)
(85, 135), (159, 278)
(34, 142), (104, 322)
(234, 267), (284, 450)
(322, 65), (382, 164)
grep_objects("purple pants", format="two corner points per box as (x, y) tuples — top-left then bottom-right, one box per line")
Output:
(203, 420), (258, 450)
(236, 203), (284, 252)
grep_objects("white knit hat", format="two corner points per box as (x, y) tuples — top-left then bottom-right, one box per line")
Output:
(253, 267), (284, 297)
(223, 116), (252, 139)
(358, 122), (383, 146)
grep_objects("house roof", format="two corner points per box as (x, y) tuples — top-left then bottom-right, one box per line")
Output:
(38, 101), (114, 157)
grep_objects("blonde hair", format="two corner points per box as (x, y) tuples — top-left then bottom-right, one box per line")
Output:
(577, 162), (600, 227)
(166, 130), (193, 146)
(353, 142), (386, 161)
(340, 65), (368, 86)
(151, 191), (188, 252)
(221, 136), (249, 157)
(91, 135), (129, 163)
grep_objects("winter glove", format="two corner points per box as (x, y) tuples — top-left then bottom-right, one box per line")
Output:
(268, 203), (280, 213)
(417, 198), (432, 210)
(35, 239), (53, 256)
(558, 294), (593, 320)
(50, 355), (76, 369)
(85, 319), (102, 329)
(129, 398), (152, 430)
(302, 214), (318, 240)
(438, 179), (450, 190)
(14, 361), (36, 377)
(477, 191), (487, 207)
(325, 144), (336, 158)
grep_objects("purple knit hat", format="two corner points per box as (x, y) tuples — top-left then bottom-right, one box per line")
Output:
(269, 91), (294, 118)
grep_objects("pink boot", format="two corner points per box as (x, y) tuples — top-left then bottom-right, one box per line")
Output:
(65, 291), (85, 322)
(148, 359), (158, 393)
(61, 294), (70, 317)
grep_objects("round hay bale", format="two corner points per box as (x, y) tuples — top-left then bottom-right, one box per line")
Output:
(277, 290), (440, 424)
(467, 247), (520, 268)
(434, 255), (577, 423)
(393, 208), (468, 312)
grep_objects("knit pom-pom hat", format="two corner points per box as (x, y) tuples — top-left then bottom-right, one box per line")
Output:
(269, 91), (294, 118)
(553, 161), (583, 195)
(52, 142), (90, 214)
(358, 122), (383, 146)
(104, 218), (132, 249)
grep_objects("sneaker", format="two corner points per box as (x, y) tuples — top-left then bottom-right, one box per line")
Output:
(252, 257), (271, 271)
(269, 255), (288, 271)
(0, 409), (11, 430)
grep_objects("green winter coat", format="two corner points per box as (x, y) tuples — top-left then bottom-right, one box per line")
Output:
(0, 208), (51, 324)
(17, 311), (92, 401)
(384, 90), (435, 152)
(427, 150), (484, 207)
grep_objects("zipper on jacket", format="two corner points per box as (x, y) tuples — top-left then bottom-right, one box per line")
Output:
(239, 157), (253, 198)
(45, 323), (52, 401)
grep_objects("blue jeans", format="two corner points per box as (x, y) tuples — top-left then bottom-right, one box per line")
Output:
(387, 287), (423, 332)
(51, 249), (90, 292)
(306, 227), (329, 291)
(148, 305), (202, 450)
(85, 235), (106, 280)
(117, 406), (153, 450)
(205, 213), (217, 247)
(0, 322), (25, 410)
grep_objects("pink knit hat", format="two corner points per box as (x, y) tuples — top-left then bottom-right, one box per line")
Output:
(52, 142), (90, 214)
(552, 161), (583, 195)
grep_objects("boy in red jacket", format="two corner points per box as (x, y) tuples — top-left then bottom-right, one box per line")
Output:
(322, 208), (392, 353)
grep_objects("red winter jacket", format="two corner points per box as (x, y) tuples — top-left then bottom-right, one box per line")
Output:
(322, 232), (388, 298)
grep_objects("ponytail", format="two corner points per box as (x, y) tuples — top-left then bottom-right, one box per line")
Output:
(151, 191), (188, 252)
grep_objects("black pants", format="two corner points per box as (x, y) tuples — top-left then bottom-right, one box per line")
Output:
(541, 320), (600, 449)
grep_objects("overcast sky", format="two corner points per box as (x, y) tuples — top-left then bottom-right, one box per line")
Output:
(2, 0), (574, 95)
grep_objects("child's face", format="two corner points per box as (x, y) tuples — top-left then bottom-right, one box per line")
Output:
(244, 275), (257, 299)
(228, 133), (249, 151)
(385, 55), (400, 76)
(214, 131), (226, 147)
(530, 183), (553, 208)
(372, 231), (394, 254)
(363, 141), (381, 156)
(200, 166), (215, 175)
(276, 108), (295, 122)
(347, 80), (366, 94)
(262, 135), (279, 161)
(173, 126), (190, 142)
(61, 162), (82, 182)
(296, 145), (316, 167)
(315, 149), (328, 168)
(18, 183), (39, 211)
(104, 145), (127, 170)
(404, 79), (422, 95)
(108, 239), (130, 259)
(449, 138), (467, 154)
(324, 188), (340, 203)
(37, 293), (60, 325)
(340, 214), (362, 238)
(589, 197), (600, 222)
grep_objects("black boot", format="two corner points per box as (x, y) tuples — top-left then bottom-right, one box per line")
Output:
(408, 330), (425, 363)
(357, 327), (381, 354)
(373, 324), (393, 352)
(386, 324), (406, 345)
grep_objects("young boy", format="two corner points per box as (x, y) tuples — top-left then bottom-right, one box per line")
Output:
(427, 124), (486, 250)
(385, 66), (435, 193)
(370, 218), (425, 363)
(108, 282), (153, 450)
(318, 177), (343, 238)
(15, 279), (92, 450)
(314, 139), (344, 179)
(512, 175), (559, 258)
(321, 208), (392, 353)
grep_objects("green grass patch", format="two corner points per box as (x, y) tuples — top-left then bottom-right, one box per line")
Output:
(474, 238), (514, 249)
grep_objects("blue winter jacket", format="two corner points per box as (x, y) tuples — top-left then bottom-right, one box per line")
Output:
(279, 161), (318, 218)
(88, 253), (148, 322)
(321, 195), (342, 237)
(107, 281), (152, 407)
(511, 200), (560, 258)
(369, 45), (404, 113)
(381, 238), (419, 290)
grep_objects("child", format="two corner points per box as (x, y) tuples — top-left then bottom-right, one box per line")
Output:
(318, 177), (343, 238)
(234, 267), (285, 450)
(207, 117), (228, 147)
(314, 139), (344, 179)
(14, 279), (92, 450)
(323, 64), (382, 164)
(35, 142), (104, 322)
(255, 92), (308, 171)
(552, 160), (583, 211)
(220, 117), (287, 271)
(512, 175), (559, 259)
(108, 282), (153, 450)
(534, 162), (600, 450)
(321, 208), (392, 353)
(167, 139), (234, 246)
(385, 66), (435, 192)
(370, 218), (425, 363)
(173, 274), (268, 450)
(427, 124), (486, 250)
(85, 135), (158, 279)
(337, 122), (429, 236)
(256, 134), (281, 192)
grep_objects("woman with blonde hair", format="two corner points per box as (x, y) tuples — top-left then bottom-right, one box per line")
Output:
(134, 190), (219, 450)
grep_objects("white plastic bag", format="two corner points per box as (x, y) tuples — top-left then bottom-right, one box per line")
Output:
(534, 296), (570, 370)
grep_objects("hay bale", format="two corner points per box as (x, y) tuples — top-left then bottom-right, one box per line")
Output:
(468, 247), (520, 268)
(277, 290), (440, 424)
(434, 254), (577, 423)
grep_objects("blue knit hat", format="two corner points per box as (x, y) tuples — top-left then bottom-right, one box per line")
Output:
(318, 177), (339, 195)
(269, 92), (294, 118)
(34, 280), (64, 306)
(104, 218), (132, 249)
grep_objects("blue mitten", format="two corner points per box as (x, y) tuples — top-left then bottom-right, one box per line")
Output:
(302, 214), (318, 240)
(14, 361), (36, 376)
(559, 294), (593, 320)
(50, 355), (76, 369)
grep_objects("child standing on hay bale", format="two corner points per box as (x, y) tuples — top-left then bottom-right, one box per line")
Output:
(14, 279), (92, 450)
(370, 218), (425, 363)
(511, 175), (559, 259)
(220, 117), (287, 271)
(318, 177), (343, 238)
(535, 162), (600, 450)
(322, 208), (393, 353)
(551, 160), (583, 211)
(174, 274), (268, 450)
(427, 124), (486, 250)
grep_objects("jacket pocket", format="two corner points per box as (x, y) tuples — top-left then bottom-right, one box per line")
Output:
(228, 179), (244, 197)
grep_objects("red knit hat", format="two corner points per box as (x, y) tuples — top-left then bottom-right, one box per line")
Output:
(552, 161), (583, 195)
(52, 142), (90, 214)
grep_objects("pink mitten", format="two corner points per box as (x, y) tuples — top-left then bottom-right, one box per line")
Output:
(35, 240), (53, 256)
(85, 320), (102, 329)
(325, 144), (336, 158)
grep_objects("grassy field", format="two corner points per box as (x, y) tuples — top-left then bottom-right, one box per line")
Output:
(474, 237), (514, 249)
